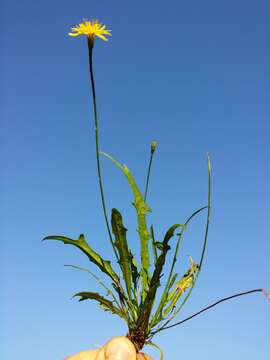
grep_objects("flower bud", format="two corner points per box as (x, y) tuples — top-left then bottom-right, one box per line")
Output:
(151, 141), (157, 154)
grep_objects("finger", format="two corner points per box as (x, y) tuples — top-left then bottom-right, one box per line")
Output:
(103, 336), (136, 360)
(65, 349), (99, 359)
(137, 353), (152, 360)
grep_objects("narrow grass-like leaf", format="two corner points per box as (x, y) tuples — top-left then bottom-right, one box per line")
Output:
(111, 208), (132, 299)
(168, 273), (178, 293)
(101, 152), (151, 300)
(43, 234), (119, 283)
(147, 341), (164, 360)
(64, 264), (122, 309)
(172, 156), (211, 317)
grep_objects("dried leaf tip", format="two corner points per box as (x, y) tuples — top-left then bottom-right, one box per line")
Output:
(262, 289), (270, 301)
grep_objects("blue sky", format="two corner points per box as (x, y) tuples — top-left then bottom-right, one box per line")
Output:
(1, 1), (269, 359)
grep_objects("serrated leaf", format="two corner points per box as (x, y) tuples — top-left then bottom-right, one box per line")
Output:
(73, 291), (127, 320)
(43, 234), (119, 283)
(130, 253), (140, 296)
(137, 224), (180, 331)
(154, 241), (171, 251)
(111, 208), (132, 299)
(150, 225), (158, 265)
(101, 152), (151, 301)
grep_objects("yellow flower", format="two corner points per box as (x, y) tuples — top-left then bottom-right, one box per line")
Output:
(68, 19), (111, 41)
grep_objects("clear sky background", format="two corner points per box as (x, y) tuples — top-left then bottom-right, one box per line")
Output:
(1, 1), (269, 359)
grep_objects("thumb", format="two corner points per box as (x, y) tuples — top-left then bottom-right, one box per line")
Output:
(103, 336), (136, 360)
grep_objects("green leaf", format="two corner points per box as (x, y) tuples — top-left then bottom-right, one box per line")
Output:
(150, 225), (158, 265)
(130, 253), (140, 298)
(168, 273), (178, 292)
(154, 241), (171, 251)
(111, 208), (132, 299)
(101, 152), (151, 301)
(64, 264), (121, 304)
(147, 341), (164, 360)
(137, 224), (180, 332)
(43, 234), (119, 283)
(73, 291), (127, 320)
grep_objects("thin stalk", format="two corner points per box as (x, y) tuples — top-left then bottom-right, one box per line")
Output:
(146, 341), (164, 360)
(162, 205), (208, 310)
(198, 155), (211, 270)
(150, 225), (158, 265)
(144, 150), (154, 201)
(151, 289), (264, 333)
(87, 38), (119, 261)
(64, 264), (122, 310)
(150, 228), (185, 328)
(151, 156), (211, 333)
(174, 156), (211, 314)
(150, 208), (208, 328)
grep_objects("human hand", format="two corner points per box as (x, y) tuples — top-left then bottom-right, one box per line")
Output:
(65, 336), (152, 360)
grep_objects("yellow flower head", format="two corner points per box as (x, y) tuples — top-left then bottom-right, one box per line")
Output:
(68, 19), (111, 41)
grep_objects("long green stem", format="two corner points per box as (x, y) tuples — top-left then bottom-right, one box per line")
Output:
(144, 152), (154, 202)
(144, 141), (156, 201)
(150, 225), (158, 265)
(87, 39), (119, 261)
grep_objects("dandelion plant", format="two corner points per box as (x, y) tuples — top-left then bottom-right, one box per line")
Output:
(44, 19), (268, 358)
